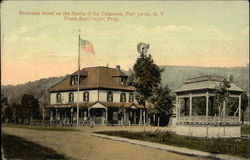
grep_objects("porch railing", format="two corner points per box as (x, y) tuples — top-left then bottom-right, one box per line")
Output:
(177, 116), (240, 125)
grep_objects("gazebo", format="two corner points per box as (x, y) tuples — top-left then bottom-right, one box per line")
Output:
(174, 75), (243, 138)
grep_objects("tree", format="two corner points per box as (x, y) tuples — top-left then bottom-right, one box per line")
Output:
(149, 85), (174, 127)
(214, 78), (231, 137)
(1, 91), (8, 122)
(3, 106), (13, 123)
(215, 78), (231, 118)
(241, 92), (249, 124)
(21, 94), (41, 124)
(12, 103), (23, 124)
(130, 42), (163, 126)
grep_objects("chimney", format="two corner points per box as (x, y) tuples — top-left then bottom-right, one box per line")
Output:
(116, 65), (121, 71)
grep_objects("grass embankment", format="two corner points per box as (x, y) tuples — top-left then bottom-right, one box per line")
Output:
(3, 123), (80, 132)
(2, 133), (67, 159)
(97, 130), (250, 158)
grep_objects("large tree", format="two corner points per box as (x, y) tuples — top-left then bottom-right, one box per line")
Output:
(12, 103), (23, 124)
(21, 94), (41, 124)
(130, 43), (163, 125)
(149, 85), (174, 127)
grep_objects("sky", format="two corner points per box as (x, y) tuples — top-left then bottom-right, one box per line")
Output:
(1, 1), (249, 85)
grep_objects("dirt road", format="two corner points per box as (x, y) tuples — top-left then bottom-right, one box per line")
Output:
(2, 126), (209, 160)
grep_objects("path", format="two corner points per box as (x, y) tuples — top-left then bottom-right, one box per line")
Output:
(2, 126), (209, 160)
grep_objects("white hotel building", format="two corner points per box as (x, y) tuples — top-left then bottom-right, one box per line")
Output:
(47, 66), (146, 125)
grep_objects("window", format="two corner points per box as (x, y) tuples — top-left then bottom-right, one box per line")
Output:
(69, 92), (74, 102)
(107, 92), (113, 102)
(83, 92), (89, 102)
(120, 77), (127, 86)
(129, 93), (134, 102)
(120, 93), (126, 102)
(71, 76), (78, 85)
(56, 93), (61, 103)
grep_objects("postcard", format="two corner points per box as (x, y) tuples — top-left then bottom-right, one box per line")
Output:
(1, 1), (249, 160)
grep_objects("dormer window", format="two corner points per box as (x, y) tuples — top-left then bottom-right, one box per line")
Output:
(71, 76), (78, 85)
(120, 93), (126, 102)
(120, 77), (127, 86)
(56, 93), (61, 103)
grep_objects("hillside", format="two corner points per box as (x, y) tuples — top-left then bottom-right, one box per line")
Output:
(1, 66), (249, 108)
(160, 66), (249, 92)
(1, 76), (67, 108)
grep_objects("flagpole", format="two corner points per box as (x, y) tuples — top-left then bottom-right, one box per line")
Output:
(77, 30), (80, 127)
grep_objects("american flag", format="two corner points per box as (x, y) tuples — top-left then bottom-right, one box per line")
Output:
(80, 39), (95, 54)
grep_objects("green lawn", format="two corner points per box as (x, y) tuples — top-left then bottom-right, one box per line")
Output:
(96, 130), (250, 158)
(2, 133), (68, 159)
(3, 123), (80, 132)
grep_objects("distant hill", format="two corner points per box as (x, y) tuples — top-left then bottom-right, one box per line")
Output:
(160, 66), (249, 93)
(1, 66), (249, 108)
(1, 76), (67, 108)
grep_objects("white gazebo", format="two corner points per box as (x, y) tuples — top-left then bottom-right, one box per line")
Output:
(174, 75), (243, 138)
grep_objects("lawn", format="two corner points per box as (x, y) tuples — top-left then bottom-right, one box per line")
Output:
(96, 130), (250, 158)
(2, 133), (68, 159)
(3, 123), (80, 132)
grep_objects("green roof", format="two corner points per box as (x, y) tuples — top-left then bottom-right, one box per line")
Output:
(175, 75), (243, 93)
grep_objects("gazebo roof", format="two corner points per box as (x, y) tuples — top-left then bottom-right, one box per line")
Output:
(175, 75), (243, 94)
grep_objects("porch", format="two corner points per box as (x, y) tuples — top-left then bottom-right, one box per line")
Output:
(48, 103), (147, 126)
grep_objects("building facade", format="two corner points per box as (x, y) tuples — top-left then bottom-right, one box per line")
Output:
(47, 66), (147, 125)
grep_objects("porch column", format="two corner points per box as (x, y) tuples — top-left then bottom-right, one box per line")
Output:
(58, 109), (60, 121)
(55, 109), (58, 121)
(189, 93), (192, 124)
(70, 108), (73, 123)
(206, 92), (209, 124)
(124, 109), (126, 121)
(80, 109), (83, 124)
(175, 96), (178, 123)
(143, 109), (146, 125)
(239, 95), (241, 122)
(50, 110), (53, 124)
(64, 112), (67, 123)
(105, 108), (108, 125)
(134, 111), (136, 124)
(140, 110), (142, 125)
